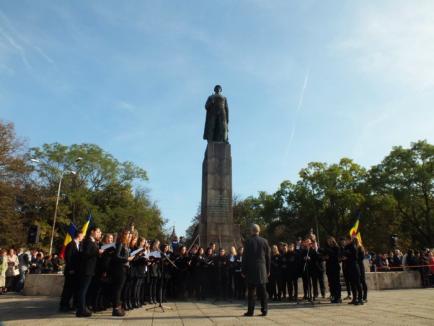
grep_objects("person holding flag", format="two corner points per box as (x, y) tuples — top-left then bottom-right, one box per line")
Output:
(59, 223), (78, 260)
(59, 229), (84, 312)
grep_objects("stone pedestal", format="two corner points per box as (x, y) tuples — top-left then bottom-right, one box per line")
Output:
(199, 142), (241, 250)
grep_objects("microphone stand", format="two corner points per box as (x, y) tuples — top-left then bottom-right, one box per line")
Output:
(303, 247), (314, 305)
(146, 249), (177, 312)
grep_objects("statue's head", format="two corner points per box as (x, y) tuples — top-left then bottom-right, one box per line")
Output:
(214, 85), (222, 94)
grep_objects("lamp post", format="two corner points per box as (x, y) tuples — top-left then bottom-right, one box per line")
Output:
(31, 157), (83, 255)
(49, 169), (77, 255)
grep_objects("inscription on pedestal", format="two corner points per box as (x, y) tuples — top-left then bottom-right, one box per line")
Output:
(199, 142), (240, 249)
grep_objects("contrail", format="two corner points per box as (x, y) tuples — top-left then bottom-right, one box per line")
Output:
(283, 68), (310, 162)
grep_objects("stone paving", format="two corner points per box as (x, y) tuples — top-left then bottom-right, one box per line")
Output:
(1, 289), (433, 325)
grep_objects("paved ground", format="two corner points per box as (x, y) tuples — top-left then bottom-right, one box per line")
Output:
(1, 289), (434, 325)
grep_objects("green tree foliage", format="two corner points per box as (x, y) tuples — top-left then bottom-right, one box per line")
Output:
(369, 140), (433, 248)
(0, 121), (32, 245)
(0, 123), (165, 249)
(228, 141), (433, 251)
(26, 143), (165, 250)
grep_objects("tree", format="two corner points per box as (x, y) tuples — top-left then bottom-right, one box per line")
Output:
(26, 143), (164, 250)
(369, 140), (434, 247)
(0, 121), (31, 246)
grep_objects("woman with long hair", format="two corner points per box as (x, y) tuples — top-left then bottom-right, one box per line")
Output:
(325, 236), (342, 303)
(131, 237), (146, 308)
(343, 235), (363, 305)
(111, 229), (132, 316)
(148, 240), (161, 304)
(354, 237), (368, 302)
(268, 245), (281, 301)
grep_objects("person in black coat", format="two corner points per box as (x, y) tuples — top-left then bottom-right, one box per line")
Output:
(76, 227), (102, 317)
(233, 247), (245, 300)
(355, 238), (368, 302)
(59, 231), (84, 311)
(214, 248), (229, 301)
(287, 243), (300, 302)
(309, 242), (325, 299)
(148, 240), (162, 304)
(268, 245), (281, 301)
(323, 236), (342, 303)
(241, 224), (271, 317)
(343, 235), (363, 305)
(111, 229), (132, 316)
(174, 245), (190, 300)
(339, 237), (352, 300)
(277, 243), (288, 300)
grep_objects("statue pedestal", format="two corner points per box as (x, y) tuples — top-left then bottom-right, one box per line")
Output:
(199, 142), (241, 250)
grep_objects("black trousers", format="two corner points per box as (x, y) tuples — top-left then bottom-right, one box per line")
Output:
(247, 283), (268, 314)
(234, 273), (245, 299)
(342, 265), (351, 296)
(288, 275), (298, 299)
(112, 268), (127, 307)
(149, 276), (158, 301)
(302, 272), (312, 299)
(77, 275), (93, 313)
(327, 269), (341, 300)
(278, 273), (288, 298)
(311, 271), (325, 297)
(60, 273), (78, 308)
(349, 267), (362, 301)
(268, 273), (279, 299)
(359, 265), (367, 300)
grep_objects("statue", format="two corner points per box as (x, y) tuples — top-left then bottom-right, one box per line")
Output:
(203, 85), (229, 143)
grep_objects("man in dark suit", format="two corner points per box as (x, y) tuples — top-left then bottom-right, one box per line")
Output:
(241, 224), (271, 316)
(76, 227), (102, 317)
(59, 231), (84, 312)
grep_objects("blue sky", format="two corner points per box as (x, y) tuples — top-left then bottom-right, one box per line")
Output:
(2, 1), (433, 235)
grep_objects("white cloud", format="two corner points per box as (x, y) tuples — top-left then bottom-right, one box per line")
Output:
(0, 10), (55, 71)
(283, 68), (309, 161)
(116, 100), (137, 113)
(333, 1), (434, 90)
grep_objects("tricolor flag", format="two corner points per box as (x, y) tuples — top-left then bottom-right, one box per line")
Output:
(59, 223), (78, 259)
(349, 218), (362, 244)
(81, 213), (92, 236)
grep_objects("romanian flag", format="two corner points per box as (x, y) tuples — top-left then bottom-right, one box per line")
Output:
(81, 213), (92, 236)
(349, 218), (362, 244)
(59, 223), (78, 259)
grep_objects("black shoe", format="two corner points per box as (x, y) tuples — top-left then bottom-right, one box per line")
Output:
(358, 300), (364, 305)
(76, 311), (92, 317)
(244, 312), (253, 317)
(112, 307), (126, 317)
(260, 311), (268, 316)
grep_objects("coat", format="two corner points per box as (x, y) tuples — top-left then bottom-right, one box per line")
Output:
(79, 237), (100, 277)
(64, 240), (80, 275)
(203, 93), (229, 141)
(242, 235), (271, 285)
(0, 255), (7, 287)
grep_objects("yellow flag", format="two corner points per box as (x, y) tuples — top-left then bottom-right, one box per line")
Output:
(81, 214), (92, 235)
(349, 219), (359, 237)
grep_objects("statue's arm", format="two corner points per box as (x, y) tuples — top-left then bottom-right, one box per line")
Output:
(225, 97), (229, 123)
(205, 96), (212, 111)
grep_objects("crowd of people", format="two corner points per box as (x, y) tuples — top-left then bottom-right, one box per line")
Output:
(0, 247), (62, 294)
(1, 226), (433, 318)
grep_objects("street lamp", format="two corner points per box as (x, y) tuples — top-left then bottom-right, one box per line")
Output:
(30, 157), (83, 255)
(49, 169), (77, 255)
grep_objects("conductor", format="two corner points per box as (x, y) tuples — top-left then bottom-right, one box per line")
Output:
(241, 224), (271, 316)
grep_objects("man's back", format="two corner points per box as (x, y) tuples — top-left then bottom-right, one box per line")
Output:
(242, 235), (270, 285)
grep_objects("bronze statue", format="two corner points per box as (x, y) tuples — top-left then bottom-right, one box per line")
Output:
(203, 85), (229, 143)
